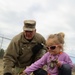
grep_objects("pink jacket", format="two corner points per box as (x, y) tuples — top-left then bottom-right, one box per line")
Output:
(24, 52), (73, 75)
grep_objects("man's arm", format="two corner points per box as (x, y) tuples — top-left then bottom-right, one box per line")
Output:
(3, 39), (18, 75)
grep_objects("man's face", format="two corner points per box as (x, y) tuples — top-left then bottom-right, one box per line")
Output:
(24, 30), (36, 40)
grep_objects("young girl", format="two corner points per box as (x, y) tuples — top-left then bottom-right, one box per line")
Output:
(21, 32), (73, 75)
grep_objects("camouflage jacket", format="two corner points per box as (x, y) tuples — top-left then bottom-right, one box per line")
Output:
(3, 32), (46, 74)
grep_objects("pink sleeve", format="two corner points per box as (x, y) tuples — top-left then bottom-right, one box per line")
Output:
(23, 52), (48, 75)
(59, 54), (73, 68)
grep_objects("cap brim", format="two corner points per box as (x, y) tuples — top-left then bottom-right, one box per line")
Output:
(24, 28), (35, 31)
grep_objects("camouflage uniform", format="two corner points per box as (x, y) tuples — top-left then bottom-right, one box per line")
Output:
(3, 20), (46, 75)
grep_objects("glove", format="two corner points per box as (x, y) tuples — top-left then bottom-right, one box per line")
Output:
(4, 73), (12, 75)
(32, 43), (43, 54)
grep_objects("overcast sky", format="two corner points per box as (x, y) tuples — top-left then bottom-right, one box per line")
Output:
(0, 0), (75, 62)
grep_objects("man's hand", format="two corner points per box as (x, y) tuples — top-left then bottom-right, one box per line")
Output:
(4, 73), (12, 75)
(20, 72), (27, 75)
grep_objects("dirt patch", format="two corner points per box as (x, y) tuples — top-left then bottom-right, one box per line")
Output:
(0, 59), (3, 75)
(0, 59), (75, 75)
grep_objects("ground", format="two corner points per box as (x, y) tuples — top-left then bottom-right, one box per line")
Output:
(0, 59), (3, 75)
(0, 59), (75, 75)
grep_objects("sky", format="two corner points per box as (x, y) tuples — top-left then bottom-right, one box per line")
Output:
(0, 0), (75, 62)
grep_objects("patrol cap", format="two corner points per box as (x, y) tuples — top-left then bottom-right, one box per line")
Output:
(23, 20), (36, 31)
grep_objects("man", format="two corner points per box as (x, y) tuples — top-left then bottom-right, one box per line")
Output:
(3, 20), (47, 75)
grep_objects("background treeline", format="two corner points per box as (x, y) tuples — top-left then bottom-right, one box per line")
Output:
(0, 48), (4, 58)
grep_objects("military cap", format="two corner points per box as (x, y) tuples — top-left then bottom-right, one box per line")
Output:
(23, 20), (36, 31)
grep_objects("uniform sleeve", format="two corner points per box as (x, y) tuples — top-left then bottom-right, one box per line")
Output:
(3, 39), (18, 74)
(24, 53), (48, 75)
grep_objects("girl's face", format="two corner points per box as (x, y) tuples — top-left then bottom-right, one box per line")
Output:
(46, 38), (62, 55)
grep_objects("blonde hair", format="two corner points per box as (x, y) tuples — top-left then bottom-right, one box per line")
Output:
(47, 32), (65, 51)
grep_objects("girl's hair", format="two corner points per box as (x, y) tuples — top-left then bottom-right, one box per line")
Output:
(47, 32), (65, 45)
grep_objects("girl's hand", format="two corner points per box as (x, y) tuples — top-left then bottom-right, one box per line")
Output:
(56, 61), (61, 67)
